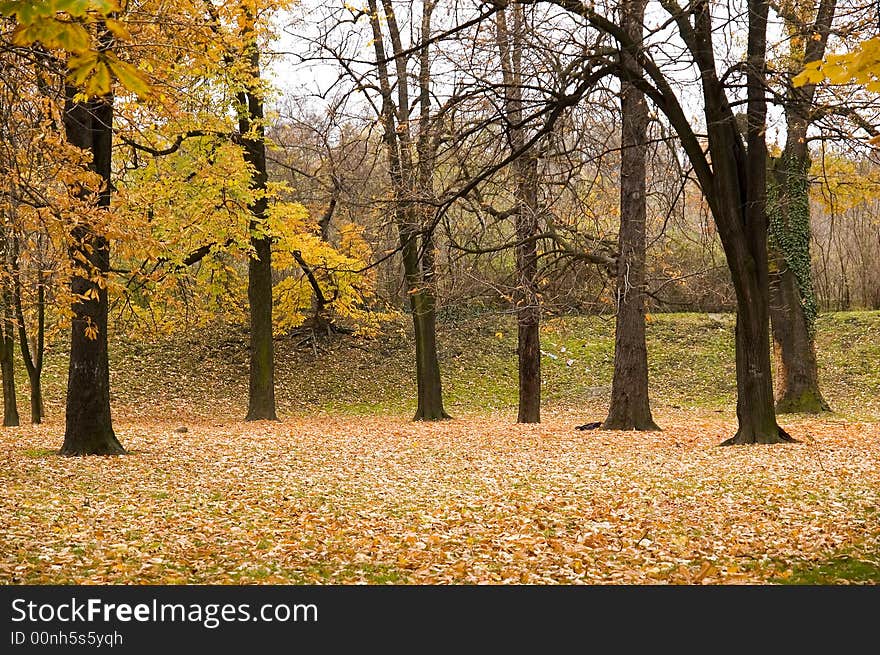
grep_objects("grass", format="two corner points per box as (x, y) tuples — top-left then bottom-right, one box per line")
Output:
(49, 308), (873, 423)
(775, 554), (880, 585)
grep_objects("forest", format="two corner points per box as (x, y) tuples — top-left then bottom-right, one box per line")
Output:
(0, 0), (879, 585)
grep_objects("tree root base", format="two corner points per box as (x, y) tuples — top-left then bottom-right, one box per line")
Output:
(775, 390), (831, 415)
(602, 420), (662, 431)
(720, 425), (799, 446)
(245, 413), (280, 422)
(413, 411), (453, 422)
(59, 436), (126, 457)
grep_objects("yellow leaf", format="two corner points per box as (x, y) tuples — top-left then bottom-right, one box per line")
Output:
(105, 18), (132, 41)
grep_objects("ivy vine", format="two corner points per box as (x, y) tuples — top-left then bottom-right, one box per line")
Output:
(767, 154), (818, 335)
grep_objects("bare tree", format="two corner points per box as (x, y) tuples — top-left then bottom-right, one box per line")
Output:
(604, 0), (659, 430)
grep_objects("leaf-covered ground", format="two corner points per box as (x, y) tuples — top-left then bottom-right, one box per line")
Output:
(1, 410), (878, 584)
(2, 311), (879, 584)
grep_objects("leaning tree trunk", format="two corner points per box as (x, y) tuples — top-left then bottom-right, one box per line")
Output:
(239, 21), (277, 422)
(60, 84), (124, 455)
(604, 0), (658, 431)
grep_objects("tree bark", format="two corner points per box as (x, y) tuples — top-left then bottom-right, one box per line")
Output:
(514, 156), (541, 424)
(411, 287), (448, 420)
(239, 15), (277, 422)
(20, 276), (45, 424)
(769, 261), (827, 412)
(604, 0), (658, 431)
(60, 83), (124, 455)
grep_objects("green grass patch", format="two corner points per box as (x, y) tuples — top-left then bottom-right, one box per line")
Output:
(19, 310), (879, 422)
(21, 448), (57, 459)
(774, 553), (880, 585)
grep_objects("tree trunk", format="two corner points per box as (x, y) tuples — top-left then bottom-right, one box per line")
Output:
(0, 293), (18, 427)
(718, 0), (793, 445)
(368, 0), (449, 421)
(766, 153), (828, 416)
(403, 214), (448, 421)
(604, 0), (658, 431)
(27, 366), (42, 424)
(20, 276), (44, 424)
(496, 5), (541, 423)
(246, 233), (277, 421)
(515, 160), (541, 424)
(768, 157), (828, 413)
(764, 0), (837, 413)
(60, 84), (124, 456)
(239, 20), (277, 422)
(411, 290), (448, 420)
(12, 235), (44, 423)
(724, 284), (794, 443)
(769, 263), (828, 412)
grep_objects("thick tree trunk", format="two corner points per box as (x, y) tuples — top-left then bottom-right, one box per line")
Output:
(60, 86), (124, 455)
(715, 0), (792, 445)
(766, 156), (828, 414)
(411, 290), (448, 420)
(768, 170), (828, 413)
(769, 256), (828, 413)
(723, 287), (795, 444)
(766, 153), (827, 414)
(0, 297), (18, 427)
(246, 232), (277, 420)
(604, 0), (658, 431)
(239, 26), (277, 422)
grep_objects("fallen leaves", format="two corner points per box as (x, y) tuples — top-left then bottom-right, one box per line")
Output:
(0, 411), (878, 585)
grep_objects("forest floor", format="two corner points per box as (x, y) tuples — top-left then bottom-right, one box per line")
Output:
(1, 311), (879, 584)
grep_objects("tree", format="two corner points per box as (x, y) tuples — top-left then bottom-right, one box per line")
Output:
(527, 0), (793, 443)
(0, 228), (19, 427)
(236, 4), (277, 421)
(59, 70), (125, 455)
(495, 4), (542, 423)
(11, 232), (47, 424)
(2, 2), (150, 453)
(366, 0), (450, 420)
(603, 0), (659, 431)
(762, 0), (838, 413)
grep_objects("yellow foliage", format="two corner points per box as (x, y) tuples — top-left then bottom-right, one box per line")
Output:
(794, 37), (880, 94)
